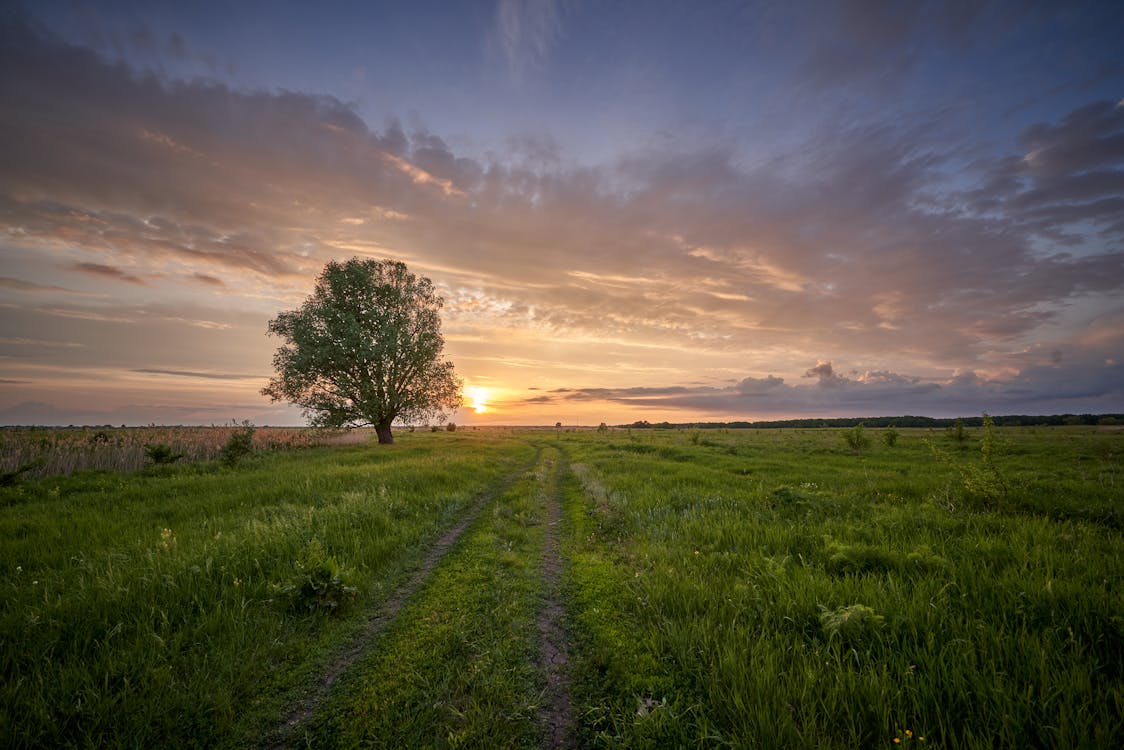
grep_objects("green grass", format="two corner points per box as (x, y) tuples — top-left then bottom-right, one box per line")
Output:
(558, 426), (1123, 748)
(303, 444), (562, 747)
(1, 425), (1121, 748)
(0, 431), (534, 748)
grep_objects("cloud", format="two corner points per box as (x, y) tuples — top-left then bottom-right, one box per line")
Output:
(493, 0), (563, 81)
(960, 100), (1124, 251)
(803, 360), (846, 388)
(0, 337), (84, 349)
(70, 262), (146, 284)
(0, 13), (477, 285)
(1, 11), (1122, 422)
(0, 276), (97, 295)
(523, 357), (1124, 419)
(132, 368), (261, 380)
(190, 273), (225, 287)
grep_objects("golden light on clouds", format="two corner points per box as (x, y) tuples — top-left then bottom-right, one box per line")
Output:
(1, 4), (1122, 428)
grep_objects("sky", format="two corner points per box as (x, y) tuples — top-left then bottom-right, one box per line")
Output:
(1, 0), (1123, 426)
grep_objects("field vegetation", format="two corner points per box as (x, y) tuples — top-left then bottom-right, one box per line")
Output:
(1, 424), (1120, 748)
(0, 424), (366, 480)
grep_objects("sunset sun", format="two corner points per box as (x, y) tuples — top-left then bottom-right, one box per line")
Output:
(467, 386), (491, 414)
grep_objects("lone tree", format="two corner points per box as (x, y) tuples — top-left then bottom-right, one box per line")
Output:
(262, 258), (461, 444)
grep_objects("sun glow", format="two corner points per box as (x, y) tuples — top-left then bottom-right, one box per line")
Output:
(467, 386), (491, 414)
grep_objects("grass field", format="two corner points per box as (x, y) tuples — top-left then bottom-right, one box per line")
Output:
(1, 425), (1120, 748)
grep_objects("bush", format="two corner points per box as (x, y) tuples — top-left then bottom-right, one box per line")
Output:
(841, 423), (871, 454)
(962, 413), (1009, 506)
(220, 422), (255, 466)
(881, 427), (899, 447)
(947, 418), (968, 445)
(445, 422), (457, 432)
(0, 458), (45, 486)
(144, 444), (183, 465)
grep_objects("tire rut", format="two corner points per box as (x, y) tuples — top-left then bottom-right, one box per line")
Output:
(262, 447), (543, 749)
(535, 444), (575, 748)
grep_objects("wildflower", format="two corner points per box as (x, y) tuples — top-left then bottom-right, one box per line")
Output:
(906, 730), (913, 738)
(233, 577), (241, 587)
(893, 739), (900, 744)
(160, 528), (176, 551)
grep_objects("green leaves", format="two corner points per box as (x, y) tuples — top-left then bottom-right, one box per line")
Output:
(263, 258), (462, 442)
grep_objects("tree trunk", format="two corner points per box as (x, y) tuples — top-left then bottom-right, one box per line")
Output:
(375, 421), (394, 444)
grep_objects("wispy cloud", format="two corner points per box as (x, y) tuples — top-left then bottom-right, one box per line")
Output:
(494, 0), (563, 81)
(0, 276), (99, 295)
(132, 368), (262, 380)
(70, 262), (146, 284)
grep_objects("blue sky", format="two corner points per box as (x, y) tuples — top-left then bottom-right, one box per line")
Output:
(1, 0), (1122, 425)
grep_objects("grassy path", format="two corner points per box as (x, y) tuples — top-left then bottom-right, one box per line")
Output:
(264, 446), (545, 748)
(294, 444), (575, 748)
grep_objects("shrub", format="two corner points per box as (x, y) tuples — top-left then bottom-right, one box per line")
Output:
(445, 422), (457, 432)
(881, 427), (899, 447)
(220, 422), (255, 466)
(144, 444), (183, 465)
(0, 458), (45, 486)
(962, 413), (1009, 506)
(841, 423), (871, 454)
(928, 413), (1010, 509)
(597, 422), (608, 433)
(947, 418), (968, 445)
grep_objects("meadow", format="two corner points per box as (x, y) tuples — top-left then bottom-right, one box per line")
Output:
(0, 424), (1120, 748)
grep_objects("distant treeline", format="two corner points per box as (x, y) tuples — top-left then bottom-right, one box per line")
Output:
(622, 414), (1124, 429)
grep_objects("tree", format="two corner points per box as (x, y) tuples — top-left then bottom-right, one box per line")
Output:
(262, 258), (461, 444)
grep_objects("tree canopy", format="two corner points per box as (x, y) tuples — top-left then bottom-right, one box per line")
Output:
(262, 258), (461, 444)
